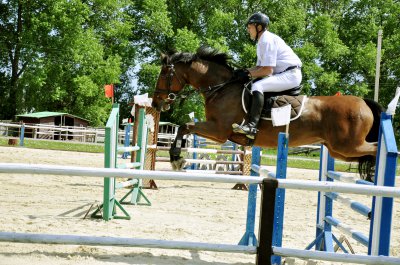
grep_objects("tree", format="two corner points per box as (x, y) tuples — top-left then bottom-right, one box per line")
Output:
(0, 0), (134, 126)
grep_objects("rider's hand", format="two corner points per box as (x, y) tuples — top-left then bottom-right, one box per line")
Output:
(233, 69), (251, 83)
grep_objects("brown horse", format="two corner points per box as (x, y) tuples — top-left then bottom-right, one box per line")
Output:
(151, 47), (383, 180)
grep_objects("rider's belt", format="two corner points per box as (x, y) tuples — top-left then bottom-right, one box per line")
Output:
(282, 65), (301, 72)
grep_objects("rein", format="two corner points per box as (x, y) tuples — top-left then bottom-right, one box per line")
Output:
(199, 78), (239, 98)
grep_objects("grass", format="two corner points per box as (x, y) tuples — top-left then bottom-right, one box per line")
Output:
(261, 154), (359, 173)
(0, 137), (103, 153)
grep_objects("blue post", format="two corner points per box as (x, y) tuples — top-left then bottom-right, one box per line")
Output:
(230, 142), (237, 171)
(271, 132), (289, 265)
(121, 123), (131, 159)
(191, 118), (199, 170)
(19, 123), (25, 147)
(239, 146), (261, 246)
(368, 112), (397, 256)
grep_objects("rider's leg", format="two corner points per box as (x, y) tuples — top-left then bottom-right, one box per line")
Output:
(232, 69), (302, 139)
(252, 68), (302, 92)
(233, 91), (264, 139)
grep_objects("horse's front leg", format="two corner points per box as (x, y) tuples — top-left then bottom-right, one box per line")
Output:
(169, 121), (230, 170)
(169, 124), (190, 170)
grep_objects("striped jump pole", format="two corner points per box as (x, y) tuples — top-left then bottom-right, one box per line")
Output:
(325, 192), (371, 218)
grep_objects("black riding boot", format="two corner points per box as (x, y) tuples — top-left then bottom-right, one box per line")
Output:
(232, 91), (264, 139)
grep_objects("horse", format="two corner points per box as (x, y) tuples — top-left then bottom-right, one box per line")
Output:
(151, 46), (383, 181)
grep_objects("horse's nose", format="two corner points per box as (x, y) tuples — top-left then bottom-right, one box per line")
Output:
(151, 100), (161, 111)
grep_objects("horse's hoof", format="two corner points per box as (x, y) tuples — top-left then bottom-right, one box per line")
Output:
(171, 157), (186, 171)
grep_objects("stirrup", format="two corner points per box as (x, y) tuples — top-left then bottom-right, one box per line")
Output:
(232, 123), (258, 139)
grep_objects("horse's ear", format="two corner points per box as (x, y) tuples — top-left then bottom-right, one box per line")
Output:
(160, 53), (169, 65)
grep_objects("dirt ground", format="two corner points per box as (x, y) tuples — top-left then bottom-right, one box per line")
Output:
(0, 146), (399, 265)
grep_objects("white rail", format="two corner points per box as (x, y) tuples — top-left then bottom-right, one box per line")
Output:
(0, 232), (256, 254)
(273, 247), (400, 265)
(0, 163), (399, 197)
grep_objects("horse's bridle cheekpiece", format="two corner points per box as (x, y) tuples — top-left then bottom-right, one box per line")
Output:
(154, 64), (188, 107)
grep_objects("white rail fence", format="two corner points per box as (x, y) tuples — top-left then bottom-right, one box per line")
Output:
(0, 122), (129, 144)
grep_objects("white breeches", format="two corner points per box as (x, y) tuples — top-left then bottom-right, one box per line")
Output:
(251, 68), (302, 93)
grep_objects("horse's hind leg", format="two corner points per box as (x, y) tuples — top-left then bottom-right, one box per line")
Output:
(347, 141), (378, 182)
(326, 140), (378, 161)
(354, 141), (378, 156)
(327, 148), (360, 162)
(327, 142), (378, 181)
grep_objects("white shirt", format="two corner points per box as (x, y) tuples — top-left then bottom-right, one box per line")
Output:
(256, 31), (302, 74)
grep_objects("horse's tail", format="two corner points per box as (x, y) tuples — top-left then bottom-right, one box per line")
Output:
(358, 98), (385, 181)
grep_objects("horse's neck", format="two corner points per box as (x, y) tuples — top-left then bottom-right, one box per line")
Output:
(187, 60), (232, 89)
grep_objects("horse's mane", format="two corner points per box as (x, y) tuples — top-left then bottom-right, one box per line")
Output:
(167, 46), (233, 70)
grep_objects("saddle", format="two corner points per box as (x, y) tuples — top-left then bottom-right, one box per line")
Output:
(242, 82), (306, 121)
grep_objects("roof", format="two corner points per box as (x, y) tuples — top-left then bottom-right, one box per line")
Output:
(16, 111), (68, 119)
(16, 111), (90, 122)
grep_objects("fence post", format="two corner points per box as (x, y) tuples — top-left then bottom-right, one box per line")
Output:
(19, 123), (25, 147)
(256, 177), (278, 265)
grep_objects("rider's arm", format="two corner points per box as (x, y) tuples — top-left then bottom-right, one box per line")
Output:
(248, 66), (273, 78)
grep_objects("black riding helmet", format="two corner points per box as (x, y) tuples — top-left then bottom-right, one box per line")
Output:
(246, 12), (270, 29)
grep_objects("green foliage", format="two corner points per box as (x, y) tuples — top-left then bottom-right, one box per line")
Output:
(0, 0), (134, 126)
(142, 0), (173, 38)
(168, 93), (205, 125)
(175, 28), (200, 52)
(136, 63), (161, 95)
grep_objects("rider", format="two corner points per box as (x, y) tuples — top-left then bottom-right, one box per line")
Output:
(232, 12), (302, 139)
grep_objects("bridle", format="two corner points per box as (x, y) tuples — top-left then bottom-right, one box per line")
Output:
(154, 62), (242, 109)
(153, 64), (188, 105)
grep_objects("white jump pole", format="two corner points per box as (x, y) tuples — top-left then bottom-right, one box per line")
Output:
(1, 163), (399, 197)
(273, 247), (400, 265)
(0, 163), (263, 184)
(0, 232), (257, 254)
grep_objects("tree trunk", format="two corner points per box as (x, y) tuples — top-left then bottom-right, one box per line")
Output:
(7, 1), (23, 120)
